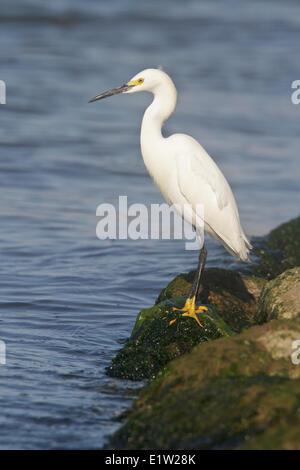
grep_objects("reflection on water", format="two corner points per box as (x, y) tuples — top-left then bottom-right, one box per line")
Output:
(0, 0), (299, 449)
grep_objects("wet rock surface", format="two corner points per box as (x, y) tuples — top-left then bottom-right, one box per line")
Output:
(106, 216), (300, 449)
(107, 299), (234, 381)
(156, 268), (266, 333)
(107, 269), (264, 381)
(256, 267), (300, 323)
(251, 216), (300, 280)
(108, 319), (300, 450)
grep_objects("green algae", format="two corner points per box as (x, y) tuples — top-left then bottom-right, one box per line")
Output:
(109, 375), (299, 450)
(105, 215), (300, 449)
(107, 320), (300, 449)
(157, 268), (264, 333)
(107, 269), (264, 380)
(107, 298), (234, 381)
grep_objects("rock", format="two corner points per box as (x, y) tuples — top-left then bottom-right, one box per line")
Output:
(157, 268), (266, 333)
(105, 215), (300, 449)
(107, 319), (300, 450)
(251, 216), (300, 279)
(107, 269), (265, 381)
(256, 267), (300, 323)
(107, 299), (234, 381)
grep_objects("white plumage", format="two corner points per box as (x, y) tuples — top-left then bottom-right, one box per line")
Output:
(89, 68), (252, 326)
(126, 68), (251, 261)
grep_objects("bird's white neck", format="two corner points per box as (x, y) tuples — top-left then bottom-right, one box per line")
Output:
(140, 80), (177, 159)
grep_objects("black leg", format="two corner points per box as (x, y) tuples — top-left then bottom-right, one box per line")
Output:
(188, 243), (207, 300)
(170, 243), (208, 327)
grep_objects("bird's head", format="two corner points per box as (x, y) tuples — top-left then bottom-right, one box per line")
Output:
(89, 68), (173, 103)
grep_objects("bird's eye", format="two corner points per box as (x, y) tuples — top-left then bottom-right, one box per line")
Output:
(137, 78), (144, 84)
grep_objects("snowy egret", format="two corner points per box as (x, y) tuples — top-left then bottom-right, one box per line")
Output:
(89, 69), (252, 327)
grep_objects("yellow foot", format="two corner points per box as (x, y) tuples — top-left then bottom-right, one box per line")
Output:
(169, 297), (208, 327)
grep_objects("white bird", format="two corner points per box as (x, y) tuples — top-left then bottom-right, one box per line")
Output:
(89, 69), (252, 327)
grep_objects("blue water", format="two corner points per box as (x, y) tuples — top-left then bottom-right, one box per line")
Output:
(0, 0), (299, 449)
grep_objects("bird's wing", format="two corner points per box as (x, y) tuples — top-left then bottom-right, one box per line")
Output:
(174, 142), (250, 259)
(175, 146), (234, 214)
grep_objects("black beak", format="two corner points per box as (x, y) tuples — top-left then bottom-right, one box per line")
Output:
(88, 83), (131, 103)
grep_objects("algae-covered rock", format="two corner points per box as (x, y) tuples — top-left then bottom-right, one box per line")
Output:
(107, 319), (300, 450)
(107, 298), (233, 381)
(157, 268), (265, 333)
(251, 216), (300, 279)
(256, 267), (300, 323)
(110, 376), (300, 450)
(106, 216), (300, 449)
(107, 269), (265, 380)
